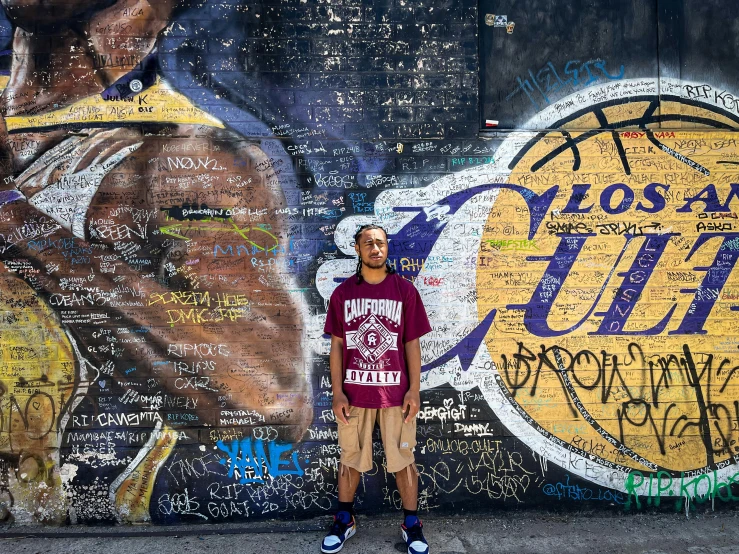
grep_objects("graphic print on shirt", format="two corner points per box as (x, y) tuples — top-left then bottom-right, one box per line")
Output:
(343, 298), (403, 386)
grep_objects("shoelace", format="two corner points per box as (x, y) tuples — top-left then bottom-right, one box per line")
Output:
(329, 517), (349, 537)
(405, 523), (425, 543)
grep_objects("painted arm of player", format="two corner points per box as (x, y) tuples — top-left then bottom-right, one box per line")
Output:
(0, 131), (311, 440)
(330, 334), (350, 424)
(403, 338), (422, 423)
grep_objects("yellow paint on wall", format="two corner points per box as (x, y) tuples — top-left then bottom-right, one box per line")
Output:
(3, 78), (224, 131)
(112, 425), (178, 523)
(0, 275), (75, 459)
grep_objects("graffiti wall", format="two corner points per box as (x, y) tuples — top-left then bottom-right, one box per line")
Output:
(1, 0), (739, 525)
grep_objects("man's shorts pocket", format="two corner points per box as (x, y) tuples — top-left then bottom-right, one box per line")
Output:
(337, 414), (360, 455)
(398, 417), (417, 452)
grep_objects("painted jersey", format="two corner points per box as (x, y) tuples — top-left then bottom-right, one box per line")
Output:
(3, 77), (225, 132)
(324, 272), (432, 408)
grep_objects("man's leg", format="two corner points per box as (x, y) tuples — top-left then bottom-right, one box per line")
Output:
(335, 406), (373, 507)
(338, 463), (362, 503)
(394, 465), (418, 510)
(322, 467), (362, 554)
(380, 407), (419, 511)
(322, 407), (373, 554)
(396, 465), (428, 554)
(381, 408), (428, 554)
(322, 466), (361, 554)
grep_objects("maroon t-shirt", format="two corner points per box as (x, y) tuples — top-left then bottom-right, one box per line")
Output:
(324, 272), (432, 408)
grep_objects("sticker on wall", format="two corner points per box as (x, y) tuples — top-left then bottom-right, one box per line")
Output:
(506, 22), (516, 34)
(485, 13), (496, 26)
(494, 15), (508, 27)
(485, 119), (499, 127)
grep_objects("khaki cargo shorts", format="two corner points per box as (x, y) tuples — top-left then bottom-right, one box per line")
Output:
(337, 406), (416, 474)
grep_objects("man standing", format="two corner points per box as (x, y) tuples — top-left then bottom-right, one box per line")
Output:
(322, 224), (432, 554)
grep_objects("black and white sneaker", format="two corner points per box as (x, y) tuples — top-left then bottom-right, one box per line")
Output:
(401, 517), (429, 554)
(321, 511), (356, 553)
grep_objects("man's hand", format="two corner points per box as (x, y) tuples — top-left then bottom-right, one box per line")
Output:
(332, 390), (351, 424)
(402, 389), (420, 423)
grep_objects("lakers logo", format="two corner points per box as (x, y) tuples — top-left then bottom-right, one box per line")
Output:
(480, 78), (739, 499)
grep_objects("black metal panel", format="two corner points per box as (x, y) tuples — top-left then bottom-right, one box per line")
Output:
(676, 0), (739, 87)
(479, 0), (659, 129)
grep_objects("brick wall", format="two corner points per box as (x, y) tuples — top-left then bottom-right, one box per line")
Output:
(0, 0), (738, 526)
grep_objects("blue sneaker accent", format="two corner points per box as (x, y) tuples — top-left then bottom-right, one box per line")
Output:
(321, 512), (356, 553)
(401, 519), (429, 554)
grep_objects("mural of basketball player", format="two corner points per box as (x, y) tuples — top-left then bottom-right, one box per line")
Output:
(0, 0), (311, 523)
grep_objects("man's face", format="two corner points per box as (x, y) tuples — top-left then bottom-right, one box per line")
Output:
(1, 0), (118, 28)
(355, 228), (389, 270)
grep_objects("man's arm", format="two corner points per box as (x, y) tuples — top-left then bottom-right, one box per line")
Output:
(330, 334), (350, 424)
(403, 338), (422, 423)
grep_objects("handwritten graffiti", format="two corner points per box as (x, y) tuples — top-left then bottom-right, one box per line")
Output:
(625, 469), (739, 511)
(507, 58), (625, 109)
(543, 475), (626, 504)
(216, 438), (304, 485)
(157, 488), (207, 519)
(417, 449), (536, 502)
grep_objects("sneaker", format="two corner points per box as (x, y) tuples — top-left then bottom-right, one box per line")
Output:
(401, 517), (429, 554)
(321, 511), (356, 553)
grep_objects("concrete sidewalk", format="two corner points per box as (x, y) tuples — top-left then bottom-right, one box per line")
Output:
(1, 510), (738, 554)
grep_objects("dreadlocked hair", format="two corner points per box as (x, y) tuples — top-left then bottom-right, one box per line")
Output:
(354, 224), (395, 284)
